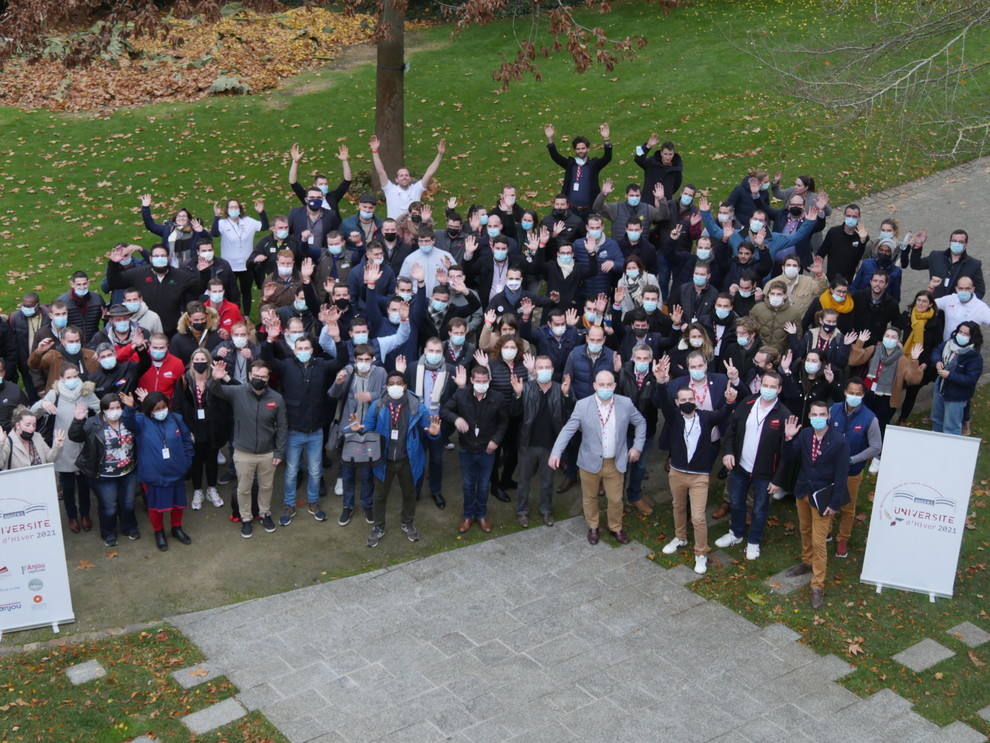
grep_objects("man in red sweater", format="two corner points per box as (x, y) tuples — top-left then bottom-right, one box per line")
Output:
(204, 278), (245, 340)
(117, 331), (185, 403)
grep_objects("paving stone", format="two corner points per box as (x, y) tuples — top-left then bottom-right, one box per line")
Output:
(64, 659), (106, 685)
(979, 704), (990, 723)
(127, 737), (161, 743)
(892, 638), (956, 672)
(180, 697), (246, 735)
(172, 662), (223, 689)
(946, 621), (990, 648)
(765, 565), (813, 595)
(933, 721), (989, 743)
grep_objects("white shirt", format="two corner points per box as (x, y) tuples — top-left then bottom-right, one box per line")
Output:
(216, 217), (264, 272)
(596, 398), (617, 459)
(683, 414), (702, 463)
(383, 180), (426, 219)
(935, 295), (990, 341)
(739, 400), (774, 473)
(399, 248), (454, 296)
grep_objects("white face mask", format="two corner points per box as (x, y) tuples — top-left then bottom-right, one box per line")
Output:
(355, 361), (372, 374)
(783, 265), (799, 279)
(473, 382), (489, 395)
(232, 336), (248, 348)
(501, 348), (517, 361)
(769, 295), (784, 307)
(387, 385), (405, 400)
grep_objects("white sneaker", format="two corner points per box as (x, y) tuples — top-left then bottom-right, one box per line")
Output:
(334, 478), (343, 496)
(772, 489), (789, 501)
(869, 458), (880, 474)
(217, 450), (226, 465)
(191, 490), (204, 510)
(694, 555), (708, 574)
(714, 531), (744, 548)
(207, 487), (224, 508)
(662, 537), (689, 555)
(746, 543), (761, 560)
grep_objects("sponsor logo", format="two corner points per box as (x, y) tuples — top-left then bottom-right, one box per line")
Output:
(32, 595), (43, 604)
(877, 482), (958, 528)
(22, 563), (46, 574)
(1, 499), (49, 520)
(0, 601), (23, 613)
(28, 578), (43, 591)
(0, 566), (9, 579)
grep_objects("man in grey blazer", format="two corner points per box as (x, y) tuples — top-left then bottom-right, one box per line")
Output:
(549, 370), (647, 545)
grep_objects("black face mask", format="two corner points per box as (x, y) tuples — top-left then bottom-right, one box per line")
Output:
(553, 209), (568, 219)
(678, 401), (697, 415)
(788, 206), (803, 217)
(192, 361), (209, 374)
(633, 329), (647, 339)
(19, 430), (34, 441)
(308, 199), (323, 211)
(876, 255), (892, 267)
(447, 228), (460, 238)
(410, 214), (422, 223)
(191, 321), (207, 332)
(249, 378), (267, 391)
(335, 299), (350, 311)
(382, 233), (398, 242)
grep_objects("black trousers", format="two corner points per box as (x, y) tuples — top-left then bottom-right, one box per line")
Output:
(374, 459), (417, 529)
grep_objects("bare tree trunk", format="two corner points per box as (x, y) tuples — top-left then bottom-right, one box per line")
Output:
(374, 0), (405, 189)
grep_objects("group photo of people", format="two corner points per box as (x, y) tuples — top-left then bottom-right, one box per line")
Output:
(0, 124), (984, 608)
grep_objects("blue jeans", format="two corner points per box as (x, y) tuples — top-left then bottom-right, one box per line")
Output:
(728, 468), (771, 545)
(415, 433), (445, 498)
(931, 394), (965, 435)
(284, 429), (324, 506)
(459, 450), (495, 519)
(342, 465), (374, 510)
(625, 434), (655, 502)
(89, 471), (138, 540)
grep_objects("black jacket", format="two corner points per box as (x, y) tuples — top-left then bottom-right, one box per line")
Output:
(635, 147), (683, 200)
(655, 383), (734, 473)
(909, 247), (985, 299)
(105, 262), (209, 336)
(88, 360), (143, 398)
(174, 371), (235, 448)
(850, 290), (900, 344)
(512, 379), (571, 447)
(441, 387), (509, 453)
(617, 363), (661, 436)
(57, 290), (106, 345)
(261, 343), (340, 433)
(722, 394), (792, 479)
(778, 427), (850, 511)
(68, 414), (117, 479)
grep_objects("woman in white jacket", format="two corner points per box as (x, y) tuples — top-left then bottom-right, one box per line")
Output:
(210, 197), (268, 315)
(0, 407), (64, 470)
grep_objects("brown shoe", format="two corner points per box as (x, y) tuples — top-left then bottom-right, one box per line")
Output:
(457, 518), (473, 534)
(80, 516), (93, 532)
(68, 518), (81, 534)
(556, 477), (577, 494)
(810, 588), (824, 609)
(785, 562), (812, 577)
(611, 530), (630, 545)
(587, 528), (600, 545)
(633, 500), (653, 515)
(516, 513), (529, 528)
(542, 512), (555, 527)
(478, 518), (492, 533)
(711, 503), (730, 520)
(962, 420), (971, 436)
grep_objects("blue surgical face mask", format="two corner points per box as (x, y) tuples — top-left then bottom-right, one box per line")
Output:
(804, 361), (821, 375)
(643, 300), (658, 313)
(749, 220), (764, 233)
(328, 245), (343, 256)
(689, 368), (706, 382)
(557, 254), (573, 265)
(63, 377), (81, 390)
(949, 241), (965, 254)
(680, 194), (694, 206)
(295, 350), (312, 364)
(352, 332), (369, 345)
(425, 352), (442, 365)
(21, 305), (36, 317)
(574, 157), (587, 166)
(100, 357), (117, 370)
(844, 216), (859, 229)
(957, 291), (972, 303)
(738, 289), (753, 299)
(450, 334), (465, 346)
(634, 361), (650, 374)
(696, 248), (712, 261)
(810, 416), (828, 431)
(831, 292), (846, 304)
(285, 332), (302, 345)
(398, 292), (413, 302)
(881, 337), (898, 351)
(536, 369), (553, 384)
(228, 208), (240, 219)
(845, 393), (863, 408)
(152, 409), (169, 421)
(359, 209), (374, 220)
(956, 333), (971, 346)
(388, 311), (401, 325)
(692, 274), (707, 287)
(150, 348), (167, 361)
(626, 231), (641, 242)
(760, 182), (770, 191)
(478, 214), (489, 226)
(431, 300), (448, 313)
(520, 220), (534, 231)
(420, 243), (434, 254)
(736, 334), (750, 347)
(595, 387), (613, 401)
(587, 342), (603, 354)
(588, 229), (603, 240)
(493, 249), (508, 262)
(124, 302), (141, 314)
(759, 387), (778, 402)
(120, 257), (132, 267)
(879, 230), (894, 241)
(275, 229), (289, 240)
(209, 292), (224, 305)
(151, 256), (169, 268)
(715, 307), (731, 320)
(627, 196), (641, 207)
(626, 269), (639, 280)
(64, 342), (81, 355)
(318, 185), (329, 196)
(114, 320), (131, 333)
(585, 311), (597, 324)
(487, 228), (501, 239)
(73, 287), (89, 297)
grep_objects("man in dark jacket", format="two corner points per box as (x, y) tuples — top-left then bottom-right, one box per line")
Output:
(850, 270), (900, 348)
(908, 228), (986, 299)
(58, 271), (106, 345)
(634, 135), (683, 200)
(544, 123), (612, 221)
(776, 402), (850, 608)
(249, 215), (300, 286)
(616, 343), (662, 515)
(520, 307), (580, 380)
(289, 186), (342, 263)
(509, 356), (572, 528)
(817, 204), (869, 282)
(89, 342), (143, 398)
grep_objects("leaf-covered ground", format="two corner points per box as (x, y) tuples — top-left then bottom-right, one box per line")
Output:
(0, 7), (377, 111)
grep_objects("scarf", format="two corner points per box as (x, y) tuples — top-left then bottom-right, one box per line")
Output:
(558, 259), (575, 279)
(818, 290), (854, 315)
(905, 306), (934, 351)
(867, 344), (902, 395)
(626, 277), (646, 306)
(941, 337), (974, 368)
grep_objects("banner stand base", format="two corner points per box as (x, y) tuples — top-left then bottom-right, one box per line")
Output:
(929, 593), (936, 604)
(52, 622), (60, 634)
(875, 584), (883, 594)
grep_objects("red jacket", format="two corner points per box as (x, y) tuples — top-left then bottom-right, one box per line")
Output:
(206, 298), (244, 336)
(116, 344), (185, 403)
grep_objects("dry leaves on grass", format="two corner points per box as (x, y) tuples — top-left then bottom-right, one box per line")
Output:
(0, 7), (376, 112)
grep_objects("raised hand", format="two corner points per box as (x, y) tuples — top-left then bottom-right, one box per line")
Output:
(780, 349), (793, 372)
(369, 134), (380, 151)
(855, 221), (868, 241)
(473, 349), (489, 368)
(915, 228), (928, 246)
(364, 260), (383, 286)
(723, 358), (738, 381)
(420, 203), (432, 223)
(670, 224), (684, 241)
(670, 305), (683, 326)
(552, 221), (565, 237)
(118, 391), (134, 408)
(784, 415), (801, 439)
(453, 365), (467, 388)
(436, 265), (449, 286)
(823, 364), (835, 383)
(398, 300), (410, 321)
(565, 308), (579, 326)
(140, 193), (152, 207)
(595, 292), (609, 314)
(254, 199), (265, 214)
(509, 371), (524, 397)
(613, 352), (622, 373)
(560, 373), (572, 396)
(464, 235), (478, 255)
(447, 196), (458, 210)
(784, 321), (797, 335)
(426, 415), (442, 437)
(337, 144), (349, 161)
(519, 296), (534, 318)
(522, 352), (535, 374)
(911, 343), (923, 360)
(300, 256), (315, 281)
(291, 143), (303, 162)
(212, 361), (228, 380)
(599, 122), (610, 140)
(262, 282), (278, 301)
(135, 387), (148, 402)
(725, 385), (738, 403)
(484, 308), (498, 326)
(436, 139), (447, 156)
(74, 402), (87, 420)
(214, 202), (225, 218)
(323, 276), (337, 298)
(697, 194), (710, 212)
(613, 284), (626, 305)
(690, 210), (702, 226)
(842, 331), (857, 345)
(811, 255), (824, 276)
(395, 355), (407, 375)
(191, 218), (204, 232)
(647, 133), (660, 148)
(858, 329), (870, 343)
(544, 123), (555, 142)
(653, 183), (665, 203)
(601, 178), (614, 196)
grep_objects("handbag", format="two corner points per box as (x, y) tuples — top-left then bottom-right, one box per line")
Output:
(339, 432), (384, 469)
(324, 366), (356, 457)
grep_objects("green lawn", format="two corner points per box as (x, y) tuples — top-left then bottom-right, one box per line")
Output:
(626, 387), (990, 735)
(0, 625), (288, 743)
(1, 0), (988, 312)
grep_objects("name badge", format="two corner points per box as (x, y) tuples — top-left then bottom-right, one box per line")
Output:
(162, 447), (170, 459)
(390, 429), (399, 440)
(197, 409), (206, 420)
(572, 182), (580, 192)
(474, 427), (480, 437)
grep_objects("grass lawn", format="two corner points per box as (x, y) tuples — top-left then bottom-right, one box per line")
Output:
(625, 386), (990, 736)
(1, 0), (988, 313)
(0, 625), (288, 743)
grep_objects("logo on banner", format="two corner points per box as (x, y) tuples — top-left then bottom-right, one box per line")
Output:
(0, 566), (10, 579)
(1, 500), (48, 519)
(28, 579), (43, 591)
(877, 481), (959, 533)
(0, 600), (23, 613)
(21, 563), (46, 574)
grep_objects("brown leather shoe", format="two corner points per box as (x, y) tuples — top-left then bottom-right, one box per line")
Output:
(556, 477), (577, 494)
(457, 518), (473, 534)
(478, 518), (492, 533)
(711, 503), (730, 519)
(611, 530), (630, 545)
(810, 588), (824, 609)
(785, 562), (812, 577)
(587, 528), (600, 545)
(80, 516), (93, 532)
(67, 518), (81, 534)
(516, 513), (529, 528)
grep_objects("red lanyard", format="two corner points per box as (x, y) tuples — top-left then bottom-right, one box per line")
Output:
(690, 380), (708, 406)
(597, 401), (614, 431)
(388, 401), (401, 429)
(635, 373), (645, 390)
(811, 434), (822, 461)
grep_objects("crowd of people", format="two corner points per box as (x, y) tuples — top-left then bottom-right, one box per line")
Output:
(0, 127), (985, 606)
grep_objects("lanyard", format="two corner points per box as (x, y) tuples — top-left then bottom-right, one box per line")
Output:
(597, 401), (614, 432)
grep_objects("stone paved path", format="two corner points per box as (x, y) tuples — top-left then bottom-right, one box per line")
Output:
(170, 518), (985, 742)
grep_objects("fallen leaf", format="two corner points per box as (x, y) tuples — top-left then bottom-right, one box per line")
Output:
(75, 559), (95, 571)
(189, 667), (209, 677)
(968, 651), (985, 667)
(934, 671), (944, 680)
(746, 592), (767, 605)
(105, 551), (119, 559)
